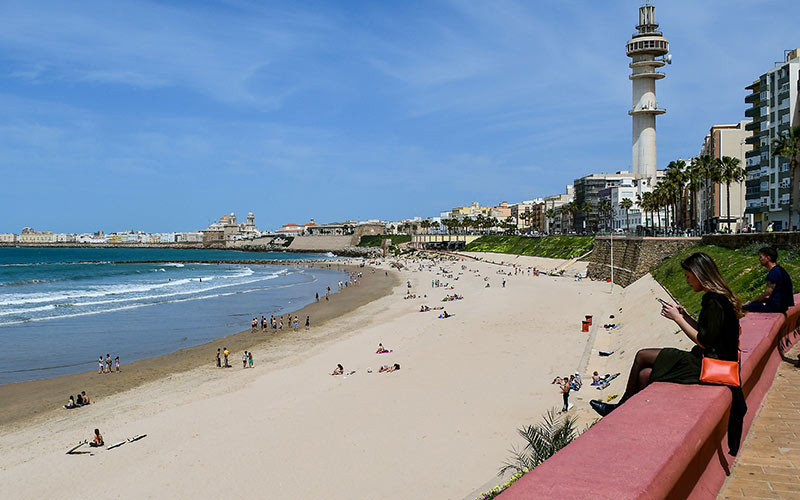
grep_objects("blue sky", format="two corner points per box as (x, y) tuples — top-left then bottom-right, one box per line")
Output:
(0, 0), (796, 233)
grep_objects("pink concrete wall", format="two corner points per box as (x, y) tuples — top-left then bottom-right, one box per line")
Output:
(500, 295), (800, 500)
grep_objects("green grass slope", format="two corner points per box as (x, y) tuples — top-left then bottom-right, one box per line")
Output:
(464, 235), (595, 259)
(358, 235), (411, 247)
(651, 243), (800, 317)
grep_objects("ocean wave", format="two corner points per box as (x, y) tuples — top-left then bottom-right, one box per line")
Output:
(0, 280), (292, 326)
(0, 304), (56, 316)
(0, 269), (256, 307)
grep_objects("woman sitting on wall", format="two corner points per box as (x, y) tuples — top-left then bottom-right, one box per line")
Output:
(589, 252), (747, 455)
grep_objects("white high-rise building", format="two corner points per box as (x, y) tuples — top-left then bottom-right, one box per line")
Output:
(626, 2), (670, 181)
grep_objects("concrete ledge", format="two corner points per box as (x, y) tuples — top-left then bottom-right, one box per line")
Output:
(500, 295), (800, 500)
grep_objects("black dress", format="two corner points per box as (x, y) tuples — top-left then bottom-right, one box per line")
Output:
(649, 292), (740, 384)
(648, 291), (747, 455)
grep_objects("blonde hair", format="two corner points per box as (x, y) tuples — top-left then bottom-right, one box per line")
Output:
(681, 252), (744, 318)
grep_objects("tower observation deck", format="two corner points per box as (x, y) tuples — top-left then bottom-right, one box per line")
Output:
(626, 3), (669, 181)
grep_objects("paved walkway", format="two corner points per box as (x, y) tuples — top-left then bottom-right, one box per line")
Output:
(719, 343), (800, 499)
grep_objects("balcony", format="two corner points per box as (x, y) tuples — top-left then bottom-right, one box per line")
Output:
(745, 107), (759, 118)
(745, 121), (760, 132)
(745, 93), (760, 104)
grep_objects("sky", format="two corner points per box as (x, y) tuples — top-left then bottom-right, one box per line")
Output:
(0, 0), (797, 233)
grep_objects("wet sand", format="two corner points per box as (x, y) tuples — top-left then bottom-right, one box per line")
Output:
(0, 263), (398, 429)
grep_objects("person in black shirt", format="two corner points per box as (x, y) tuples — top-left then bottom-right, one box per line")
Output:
(743, 247), (794, 313)
(589, 252), (748, 454)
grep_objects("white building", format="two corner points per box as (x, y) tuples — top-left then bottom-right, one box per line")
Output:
(626, 3), (670, 182)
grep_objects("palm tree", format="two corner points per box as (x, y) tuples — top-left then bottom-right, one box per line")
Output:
(420, 219), (431, 234)
(597, 200), (612, 232)
(687, 158), (703, 232)
(581, 202), (594, 233)
(773, 125), (800, 231)
(718, 156), (746, 232)
(620, 198), (634, 231)
(664, 160), (687, 229)
(431, 220), (440, 233)
(504, 216), (516, 235)
(696, 155), (722, 232)
(564, 202), (579, 233)
(640, 191), (657, 232)
(545, 208), (556, 234)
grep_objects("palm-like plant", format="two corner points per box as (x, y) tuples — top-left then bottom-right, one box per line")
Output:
(773, 125), (800, 231)
(499, 409), (581, 476)
(664, 160), (687, 229)
(563, 202), (578, 233)
(718, 156), (746, 232)
(696, 155), (721, 232)
(420, 219), (431, 234)
(545, 208), (556, 234)
(687, 158), (703, 231)
(581, 202), (594, 233)
(596, 200), (612, 231)
(620, 197), (634, 231)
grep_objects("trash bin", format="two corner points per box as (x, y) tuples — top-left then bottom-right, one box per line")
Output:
(581, 321), (590, 332)
(585, 315), (593, 326)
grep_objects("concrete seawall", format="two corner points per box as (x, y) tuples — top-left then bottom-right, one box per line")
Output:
(587, 237), (700, 287)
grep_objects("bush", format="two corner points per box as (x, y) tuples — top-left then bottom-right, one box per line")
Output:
(358, 235), (411, 247)
(464, 235), (594, 259)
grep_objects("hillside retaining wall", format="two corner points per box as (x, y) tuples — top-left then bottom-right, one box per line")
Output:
(587, 237), (700, 287)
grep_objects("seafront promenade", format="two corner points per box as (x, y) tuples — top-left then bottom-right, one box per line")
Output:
(719, 343), (800, 499)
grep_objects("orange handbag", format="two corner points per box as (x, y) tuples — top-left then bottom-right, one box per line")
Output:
(700, 327), (741, 387)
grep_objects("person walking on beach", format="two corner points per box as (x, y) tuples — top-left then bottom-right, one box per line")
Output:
(293, 316), (299, 330)
(215, 348), (221, 368)
(98, 356), (104, 374)
(305, 316), (310, 331)
(742, 247), (794, 313)
(105, 354), (112, 374)
(114, 356), (120, 373)
(316, 292), (319, 302)
(242, 351), (248, 368)
(248, 351), (254, 368)
(223, 348), (230, 367)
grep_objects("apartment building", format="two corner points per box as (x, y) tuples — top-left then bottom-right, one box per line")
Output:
(697, 121), (752, 232)
(744, 49), (800, 231)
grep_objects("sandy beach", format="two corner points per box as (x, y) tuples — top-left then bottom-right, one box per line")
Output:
(0, 253), (680, 499)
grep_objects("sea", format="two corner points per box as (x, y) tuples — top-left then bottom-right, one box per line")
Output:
(0, 247), (347, 384)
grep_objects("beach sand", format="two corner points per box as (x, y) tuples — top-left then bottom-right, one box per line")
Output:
(0, 253), (668, 499)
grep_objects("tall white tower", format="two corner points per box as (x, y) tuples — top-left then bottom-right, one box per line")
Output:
(626, 2), (669, 181)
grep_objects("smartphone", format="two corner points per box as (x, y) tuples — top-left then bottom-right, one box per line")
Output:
(656, 298), (669, 306)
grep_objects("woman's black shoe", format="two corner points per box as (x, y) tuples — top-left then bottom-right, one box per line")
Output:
(590, 400), (619, 417)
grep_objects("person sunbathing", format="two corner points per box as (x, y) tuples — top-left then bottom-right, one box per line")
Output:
(64, 395), (76, 409)
(376, 343), (390, 354)
(81, 391), (90, 404)
(591, 371), (602, 385)
(89, 429), (104, 448)
(331, 364), (344, 376)
(379, 363), (400, 373)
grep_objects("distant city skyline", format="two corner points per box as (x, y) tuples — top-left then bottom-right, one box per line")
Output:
(0, 0), (796, 233)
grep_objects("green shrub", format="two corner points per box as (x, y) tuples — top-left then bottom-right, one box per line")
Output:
(358, 235), (411, 247)
(464, 235), (594, 259)
(476, 409), (582, 499)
